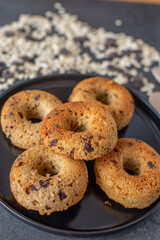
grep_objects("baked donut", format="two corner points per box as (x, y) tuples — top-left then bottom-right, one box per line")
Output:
(69, 77), (135, 130)
(1, 90), (62, 149)
(10, 145), (88, 215)
(94, 138), (160, 209)
(41, 101), (117, 161)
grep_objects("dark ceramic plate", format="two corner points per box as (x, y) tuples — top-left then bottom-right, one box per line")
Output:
(0, 75), (160, 236)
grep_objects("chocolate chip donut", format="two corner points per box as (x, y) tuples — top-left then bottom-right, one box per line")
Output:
(41, 101), (117, 161)
(94, 138), (160, 209)
(69, 77), (135, 130)
(10, 145), (88, 215)
(1, 90), (62, 149)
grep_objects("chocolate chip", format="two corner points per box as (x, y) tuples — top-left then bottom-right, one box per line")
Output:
(84, 143), (94, 152)
(74, 36), (89, 44)
(18, 112), (24, 119)
(5, 31), (14, 37)
(134, 50), (142, 62)
(60, 48), (71, 55)
(148, 161), (155, 168)
(111, 160), (117, 165)
(45, 205), (51, 210)
(123, 72), (132, 79)
(16, 68), (25, 74)
(135, 55), (142, 62)
(60, 147), (64, 150)
(129, 142), (133, 146)
(133, 76), (144, 89)
(81, 137), (87, 141)
(39, 180), (50, 188)
(89, 135), (93, 139)
(122, 49), (132, 56)
(0, 62), (7, 73)
(10, 126), (13, 129)
(107, 52), (119, 60)
(70, 149), (74, 157)
(18, 28), (26, 33)
(17, 155), (23, 161)
(25, 188), (30, 194)
(50, 139), (58, 147)
(105, 38), (117, 48)
(59, 190), (67, 200)
(119, 110), (123, 114)
(68, 182), (73, 187)
(3, 115), (7, 119)
(56, 124), (60, 128)
(34, 94), (40, 101)
(31, 185), (38, 191)
(68, 109), (72, 113)
(108, 65), (122, 72)
(12, 61), (24, 66)
(114, 148), (119, 153)
(2, 71), (14, 79)
(134, 50), (142, 55)
(21, 56), (35, 63)
(9, 112), (13, 117)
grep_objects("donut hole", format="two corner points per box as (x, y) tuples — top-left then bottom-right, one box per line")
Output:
(123, 157), (141, 176)
(37, 162), (59, 177)
(96, 92), (110, 105)
(26, 112), (43, 124)
(64, 118), (88, 132)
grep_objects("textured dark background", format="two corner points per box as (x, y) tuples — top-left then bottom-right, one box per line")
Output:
(0, 0), (160, 239)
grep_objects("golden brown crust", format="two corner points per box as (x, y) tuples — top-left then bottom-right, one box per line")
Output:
(41, 101), (117, 161)
(10, 145), (88, 215)
(94, 138), (160, 209)
(69, 77), (135, 130)
(1, 90), (62, 149)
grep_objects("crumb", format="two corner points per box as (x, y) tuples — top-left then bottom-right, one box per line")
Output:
(105, 200), (112, 206)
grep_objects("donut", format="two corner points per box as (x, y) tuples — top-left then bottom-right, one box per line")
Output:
(10, 145), (88, 215)
(94, 138), (160, 209)
(69, 77), (135, 130)
(1, 90), (62, 149)
(41, 101), (117, 161)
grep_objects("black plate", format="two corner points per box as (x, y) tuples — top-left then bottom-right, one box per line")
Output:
(0, 75), (160, 237)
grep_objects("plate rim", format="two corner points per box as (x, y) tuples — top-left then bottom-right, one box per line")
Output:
(0, 74), (160, 236)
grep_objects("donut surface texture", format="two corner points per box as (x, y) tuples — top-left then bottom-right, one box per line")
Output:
(94, 138), (160, 209)
(10, 145), (88, 215)
(69, 77), (135, 130)
(41, 101), (117, 161)
(1, 90), (62, 149)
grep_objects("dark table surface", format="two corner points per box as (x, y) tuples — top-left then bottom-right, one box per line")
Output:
(0, 0), (160, 239)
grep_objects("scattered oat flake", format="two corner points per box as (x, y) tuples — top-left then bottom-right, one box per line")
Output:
(0, 2), (159, 96)
(115, 19), (122, 26)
